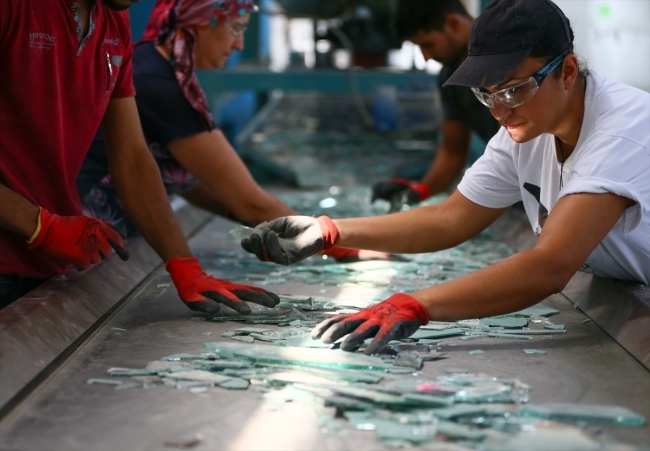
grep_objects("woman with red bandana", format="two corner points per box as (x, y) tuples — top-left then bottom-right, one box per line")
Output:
(77, 0), (397, 263)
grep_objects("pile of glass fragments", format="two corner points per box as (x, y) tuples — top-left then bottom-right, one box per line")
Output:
(89, 297), (645, 450)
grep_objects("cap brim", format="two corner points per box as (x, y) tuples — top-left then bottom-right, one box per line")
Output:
(443, 48), (532, 88)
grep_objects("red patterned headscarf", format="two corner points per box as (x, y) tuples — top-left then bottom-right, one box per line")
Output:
(141, 0), (258, 128)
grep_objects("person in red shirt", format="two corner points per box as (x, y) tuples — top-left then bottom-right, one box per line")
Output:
(0, 0), (280, 315)
(76, 0), (400, 266)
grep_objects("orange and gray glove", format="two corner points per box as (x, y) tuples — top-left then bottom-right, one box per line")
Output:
(311, 293), (430, 355)
(241, 216), (339, 265)
(166, 257), (280, 314)
(371, 178), (431, 205)
(27, 207), (129, 269)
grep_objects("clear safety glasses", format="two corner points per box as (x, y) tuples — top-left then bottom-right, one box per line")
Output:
(224, 19), (248, 37)
(203, 18), (248, 37)
(471, 46), (573, 109)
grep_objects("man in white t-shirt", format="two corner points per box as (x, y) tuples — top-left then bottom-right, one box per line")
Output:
(240, 0), (650, 354)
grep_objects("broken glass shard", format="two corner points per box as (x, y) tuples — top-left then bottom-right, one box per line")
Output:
(523, 349), (547, 355)
(410, 328), (465, 340)
(164, 370), (232, 384)
(480, 317), (528, 329)
(204, 342), (390, 370)
(230, 335), (255, 343)
(219, 378), (250, 390)
(485, 333), (533, 340)
(509, 304), (560, 318)
(394, 351), (423, 370)
(522, 403), (646, 426)
(230, 225), (262, 239)
(86, 378), (124, 386)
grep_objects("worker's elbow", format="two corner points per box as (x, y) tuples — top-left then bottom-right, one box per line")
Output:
(544, 265), (575, 296)
(528, 249), (577, 296)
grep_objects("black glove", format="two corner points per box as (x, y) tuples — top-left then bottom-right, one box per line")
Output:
(371, 178), (431, 204)
(241, 216), (339, 266)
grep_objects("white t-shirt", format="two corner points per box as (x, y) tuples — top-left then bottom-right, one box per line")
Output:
(458, 72), (650, 284)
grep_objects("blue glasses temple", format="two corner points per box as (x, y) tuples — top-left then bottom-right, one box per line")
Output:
(534, 45), (574, 83)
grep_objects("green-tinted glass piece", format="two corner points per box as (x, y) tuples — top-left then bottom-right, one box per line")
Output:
(162, 353), (213, 361)
(229, 225), (262, 239)
(400, 393), (453, 407)
(431, 404), (487, 419)
(436, 421), (489, 440)
(481, 421), (606, 451)
(87, 378), (123, 386)
(480, 317), (528, 328)
(508, 304), (560, 318)
(204, 342), (390, 370)
(325, 395), (375, 411)
(327, 386), (412, 405)
(410, 328), (465, 340)
(230, 335), (255, 343)
(544, 324), (565, 330)
(255, 371), (343, 386)
(498, 329), (565, 335)
(264, 365), (385, 383)
(485, 333), (533, 340)
(233, 327), (274, 334)
(522, 403), (646, 426)
(469, 350), (484, 355)
(194, 360), (253, 370)
(164, 370), (232, 384)
(523, 349), (547, 355)
(276, 337), (333, 348)
(219, 378), (250, 390)
(107, 367), (158, 377)
(374, 419), (437, 443)
(394, 351), (423, 370)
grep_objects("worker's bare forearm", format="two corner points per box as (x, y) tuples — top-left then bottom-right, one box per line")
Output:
(110, 152), (192, 262)
(182, 182), (296, 226)
(412, 248), (568, 321)
(420, 144), (468, 195)
(335, 191), (507, 253)
(0, 183), (39, 239)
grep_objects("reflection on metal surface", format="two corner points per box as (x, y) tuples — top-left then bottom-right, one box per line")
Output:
(563, 273), (650, 371)
(0, 202), (211, 412)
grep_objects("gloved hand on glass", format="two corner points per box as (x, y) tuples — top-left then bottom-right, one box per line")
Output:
(371, 178), (431, 205)
(166, 257), (280, 314)
(240, 215), (406, 265)
(311, 293), (430, 355)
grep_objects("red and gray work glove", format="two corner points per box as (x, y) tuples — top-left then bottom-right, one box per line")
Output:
(311, 293), (430, 355)
(371, 178), (431, 204)
(166, 257), (280, 314)
(27, 207), (129, 270)
(241, 216), (339, 266)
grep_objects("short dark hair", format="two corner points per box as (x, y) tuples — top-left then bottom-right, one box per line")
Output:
(529, 20), (589, 79)
(395, 0), (471, 42)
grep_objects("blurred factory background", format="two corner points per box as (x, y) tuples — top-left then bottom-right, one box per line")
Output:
(126, 0), (650, 184)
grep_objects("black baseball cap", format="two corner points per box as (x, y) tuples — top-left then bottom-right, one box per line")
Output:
(443, 0), (573, 88)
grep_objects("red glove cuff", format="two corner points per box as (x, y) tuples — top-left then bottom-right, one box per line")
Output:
(324, 246), (359, 260)
(27, 207), (51, 249)
(392, 178), (430, 202)
(316, 216), (339, 251)
(166, 257), (202, 281)
(409, 183), (431, 201)
(388, 293), (430, 324)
